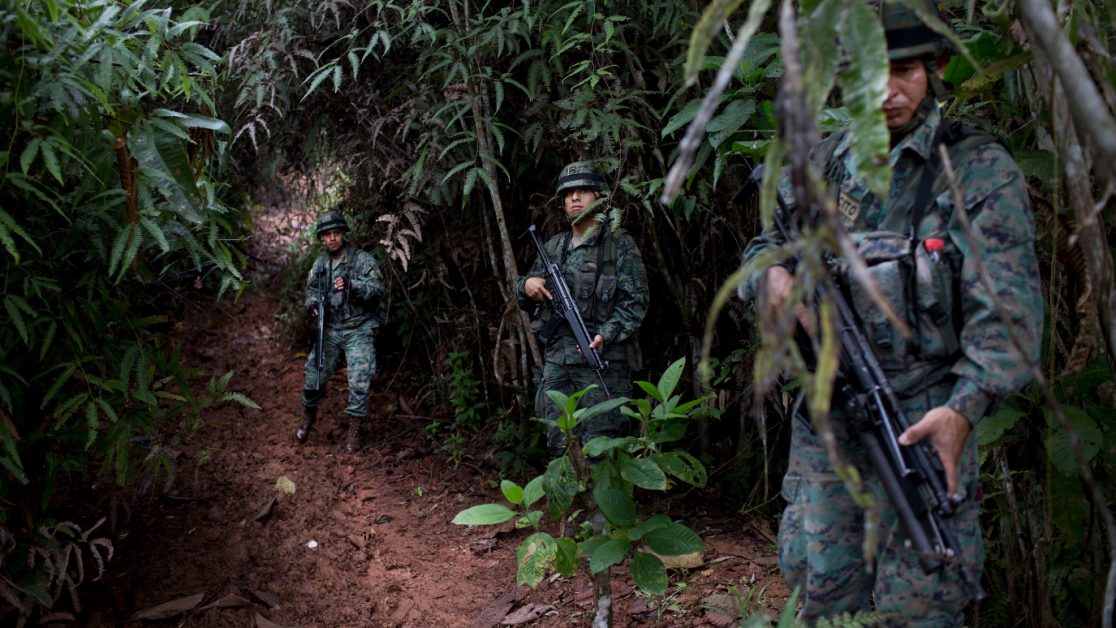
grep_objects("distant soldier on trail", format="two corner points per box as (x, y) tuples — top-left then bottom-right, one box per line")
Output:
(296, 210), (384, 453)
(737, 1), (1043, 624)
(517, 161), (649, 457)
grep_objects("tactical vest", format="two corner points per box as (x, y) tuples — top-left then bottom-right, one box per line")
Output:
(535, 228), (621, 334)
(821, 120), (1000, 394)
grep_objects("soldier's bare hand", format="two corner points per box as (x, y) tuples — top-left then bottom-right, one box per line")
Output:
(761, 265), (812, 331)
(589, 335), (604, 352)
(334, 276), (346, 291)
(898, 405), (972, 497)
(524, 277), (552, 302)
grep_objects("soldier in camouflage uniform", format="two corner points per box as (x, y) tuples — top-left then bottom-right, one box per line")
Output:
(296, 210), (385, 453)
(517, 162), (649, 456)
(737, 2), (1043, 625)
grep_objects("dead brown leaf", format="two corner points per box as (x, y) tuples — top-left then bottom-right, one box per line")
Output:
(501, 602), (554, 625)
(472, 589), (523, 628)
(130, 592), (205, 620)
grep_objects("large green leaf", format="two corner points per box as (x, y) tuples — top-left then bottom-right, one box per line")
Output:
(627, 514), (671, 541)
(522, 475), (545, 508)
(516, 532), (557, 587)
(500, 479), (524, 505)
(589, 538), (631, 574)
(1045, 405), (1102, 477)
(544, 455), (578, 519)
(582, 435), (637, 458)
(452, 503), (517, 526)
(629, 551), (668, 594)
(656, 357), (686, 401)
(976, 406), (1026, 448)
(595, 487), (637, 527)
(152, 108), (231, 134)
(554, 536), (580, 577)
(644, 523), (703, 556)
(130, 121), (204, 223)
(619, 456), (667, 490)
(650, 451), (707, 488)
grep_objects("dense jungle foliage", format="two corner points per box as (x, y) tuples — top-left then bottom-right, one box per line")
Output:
(1, 0), (1114, 626)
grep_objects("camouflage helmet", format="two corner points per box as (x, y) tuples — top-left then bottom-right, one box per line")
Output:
(315, 210), (349, 237)
(554, 161), (607, 197)
(876, 0), (953, 60)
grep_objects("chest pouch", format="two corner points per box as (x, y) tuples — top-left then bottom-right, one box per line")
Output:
(845, 231), (915, 366)
(574, 263), (600, 323)
(912, 232), (961, 359)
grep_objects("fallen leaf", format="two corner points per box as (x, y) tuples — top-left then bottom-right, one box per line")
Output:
(626, 597), (652, 615)
(472, 589), (523, 628)
(701, 592), (744, 627)
(130, 592), (205, 620)
(201, 593), (252, 610)
(649, 549), (705, 569)
(501, 603), (553, 625)
(244, 588), (281, 609)
(254, 497), (277, 523)
(255, 612), (301, 628)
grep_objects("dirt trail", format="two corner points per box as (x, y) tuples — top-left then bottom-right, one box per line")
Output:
(96, 208), (789, 627)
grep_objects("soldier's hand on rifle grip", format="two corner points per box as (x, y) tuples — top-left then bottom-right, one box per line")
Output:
(523, 276), (553, 302)
(899, 405), (972, 499)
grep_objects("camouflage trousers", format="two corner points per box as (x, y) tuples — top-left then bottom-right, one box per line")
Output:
(301, 318), (377, 418)
(777, 383), (984, 626)
(536, 359), (632, 454)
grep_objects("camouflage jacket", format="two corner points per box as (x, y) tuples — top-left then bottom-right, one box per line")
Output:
(739, 103), (1043, 426)
(304, 245), (384, 330)
(516, 224), (649, 366)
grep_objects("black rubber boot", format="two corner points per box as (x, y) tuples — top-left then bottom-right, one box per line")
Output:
(295, 406), (317, 443)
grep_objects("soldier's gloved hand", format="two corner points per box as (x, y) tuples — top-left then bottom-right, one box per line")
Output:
(899, 405), (972, 498)
(524, 277), (552, 302)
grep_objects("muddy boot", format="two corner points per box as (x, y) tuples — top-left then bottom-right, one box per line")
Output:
(344, 417), (362, 453)
(295, 406), (317, 443)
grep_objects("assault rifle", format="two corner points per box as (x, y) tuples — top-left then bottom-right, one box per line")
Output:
(760, 167), (985, 600)
(313, 258), (330, 390)
(523, 224), (610, 398)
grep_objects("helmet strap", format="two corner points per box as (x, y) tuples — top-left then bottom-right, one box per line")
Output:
(924, 56), (950, 99)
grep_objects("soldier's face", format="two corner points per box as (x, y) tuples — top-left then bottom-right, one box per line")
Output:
(563, 188), (598, 221)
(884, 57), (930, 129)
(322, 229), (344, 252)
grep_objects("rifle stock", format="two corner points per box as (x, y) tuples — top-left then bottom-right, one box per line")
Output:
(523, 225), (610, 398)
(766, 180), (985, 600)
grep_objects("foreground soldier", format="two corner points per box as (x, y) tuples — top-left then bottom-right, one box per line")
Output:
(737, 3), (1043, 625)
(296, 210), (384, 453)
(517, 162), (649, 456)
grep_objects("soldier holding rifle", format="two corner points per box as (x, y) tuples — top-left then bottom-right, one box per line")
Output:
(737, 2), (1043, 624)
(296, 210), (384, 453)
(517, 162), (649, 457)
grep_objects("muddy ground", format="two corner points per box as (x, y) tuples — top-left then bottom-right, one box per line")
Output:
(89, 208), (790, 627)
